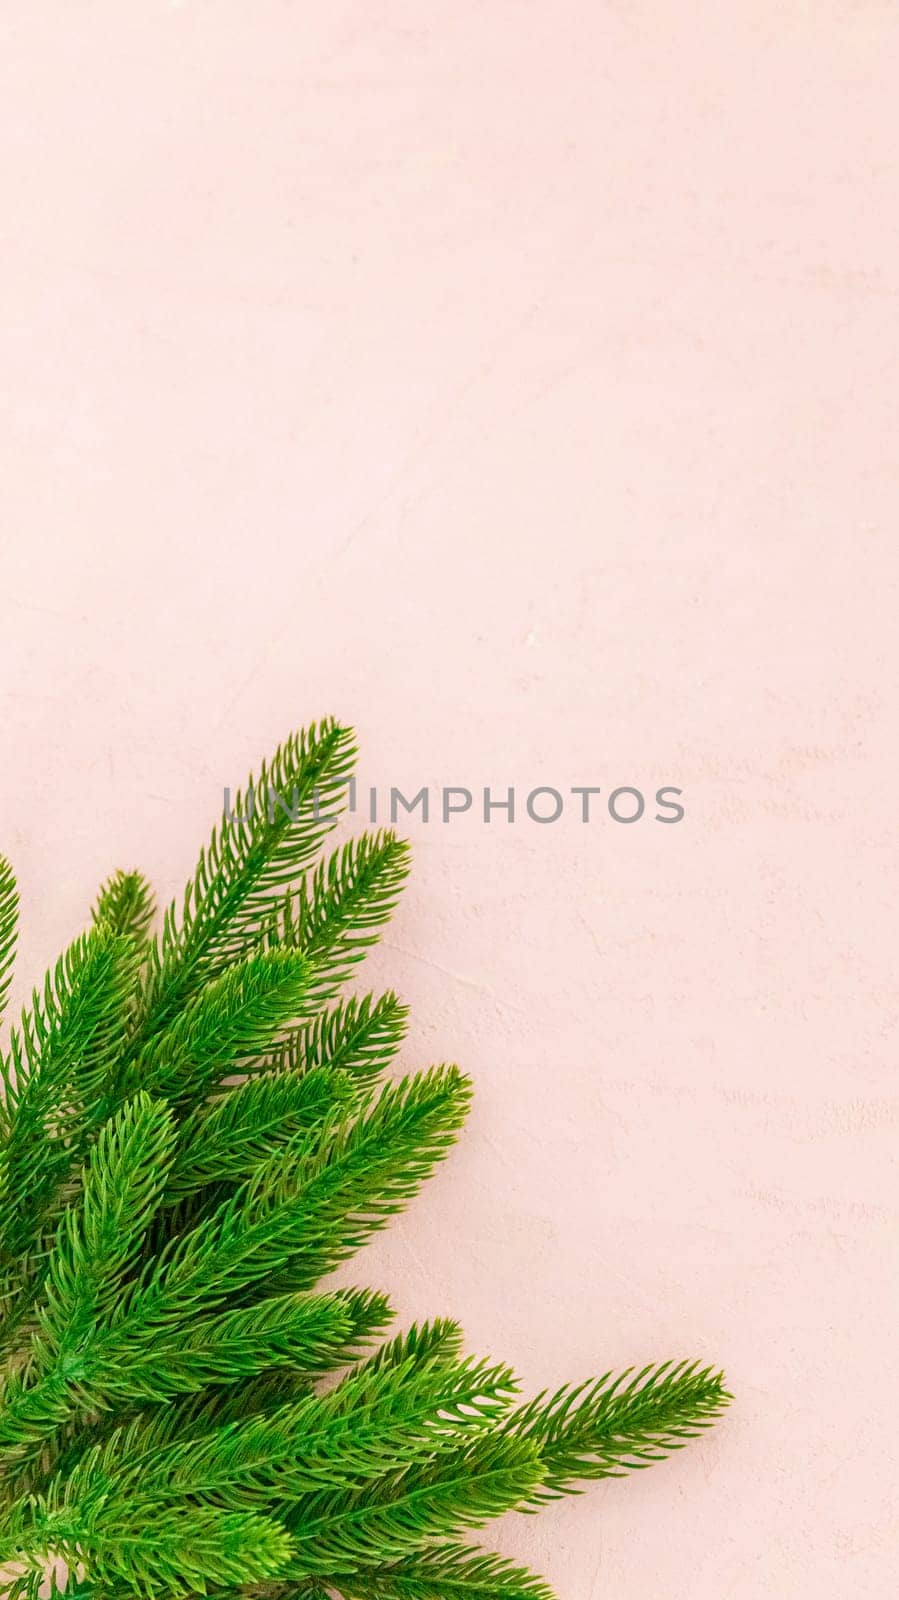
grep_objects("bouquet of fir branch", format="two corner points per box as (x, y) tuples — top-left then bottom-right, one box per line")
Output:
(0, 720), (728, 1599)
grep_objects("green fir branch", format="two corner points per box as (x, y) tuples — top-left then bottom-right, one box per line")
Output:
(91, 870), (156, 946)
(273, 832), (411, 1007)
(0, 721), (730, 1600)
(0, 924), (148, 1337)
(504, 1359), (732, 1497)
(0, 856), (19, 1035)
(1, 1499), (295, 1600)
(34, 1092), (176, 1366)
(143, 721), (356, 1033)
(325, 1542), (556, 1600)
(268, 991), (410, 1085)
(283, 1434), (545, 1572)
(121, 949), (311, 1109)
(165, 1066), (356, 1199)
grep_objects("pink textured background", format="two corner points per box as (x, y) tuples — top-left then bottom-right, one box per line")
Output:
(1, 4), (896, 1594)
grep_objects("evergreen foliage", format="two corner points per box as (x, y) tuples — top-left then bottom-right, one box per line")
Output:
(0, 721), (730, 1599)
